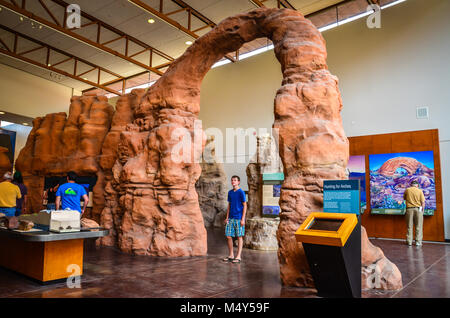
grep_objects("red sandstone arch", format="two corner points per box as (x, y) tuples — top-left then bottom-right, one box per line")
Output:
(115, 8), (348, 286)
(378, 157), (431, 177)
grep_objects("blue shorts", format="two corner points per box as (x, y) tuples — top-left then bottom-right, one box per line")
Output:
(0, 207), (16, 217)
(225, 218), (245, 237)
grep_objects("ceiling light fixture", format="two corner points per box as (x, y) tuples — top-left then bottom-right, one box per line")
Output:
(22, 123), (29, 126)
(0, 111), (5, 115)
(185, 41), (193, 45)
(147, 18), (155, 24)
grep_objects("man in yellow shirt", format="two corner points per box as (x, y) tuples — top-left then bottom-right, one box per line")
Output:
(0, 171), (22, 217)
(403, 180), (425, 247)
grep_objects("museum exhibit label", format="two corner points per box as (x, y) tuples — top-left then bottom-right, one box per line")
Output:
(262, 172), (284, 217)
(323, 180), (360, 215)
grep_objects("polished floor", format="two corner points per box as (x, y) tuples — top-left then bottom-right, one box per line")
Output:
(0, 227), (450, 298)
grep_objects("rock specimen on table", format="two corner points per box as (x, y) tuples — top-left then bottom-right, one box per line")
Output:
(361, 226), (402, 290)
(0, 216), (7, 227)
(5, 216), (19, 229)
(81, 218), (100, 231)
(15, 94), (114, 218)
(18, 220), (34, 231)
(195, 135), (228, 228)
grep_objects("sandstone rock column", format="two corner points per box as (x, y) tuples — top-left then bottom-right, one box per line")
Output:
(15, 94), (114, 215)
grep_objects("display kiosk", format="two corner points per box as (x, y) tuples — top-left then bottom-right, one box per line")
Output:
(295, 212), (361, 298)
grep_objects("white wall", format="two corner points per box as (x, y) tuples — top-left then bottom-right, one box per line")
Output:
(199, 0), (450, 237)
(0, 63), (81, 118)
(200, 49), (281, 191)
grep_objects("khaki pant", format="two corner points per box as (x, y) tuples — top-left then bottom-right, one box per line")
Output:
(406, 207), (423, 245)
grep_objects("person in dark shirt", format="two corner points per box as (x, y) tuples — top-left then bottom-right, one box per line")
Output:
(44, 180), (59, 210)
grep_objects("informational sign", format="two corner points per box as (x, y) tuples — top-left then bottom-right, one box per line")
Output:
(262, 184), (281, 217)
(323, 180), (360, 215)
(262, 173), (284, 218)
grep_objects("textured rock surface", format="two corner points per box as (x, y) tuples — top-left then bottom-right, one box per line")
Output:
(196, 136), (228, 228)
(98, 89), (145, 246)
(0, 146), (11, 177)
(246, 163), (262, 220)
(15, 94), (114, 218)
(361, 226), (403, 290)
(244, 217), (280, 250)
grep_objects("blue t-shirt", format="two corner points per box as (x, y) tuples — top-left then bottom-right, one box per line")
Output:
(228, 188), (246, 219)
(56, 182), (87, 213)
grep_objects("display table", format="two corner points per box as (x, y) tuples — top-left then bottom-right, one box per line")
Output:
(0, 227), (108, 283)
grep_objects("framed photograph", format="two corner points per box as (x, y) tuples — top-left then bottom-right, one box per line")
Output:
(369, 151), (435, 215)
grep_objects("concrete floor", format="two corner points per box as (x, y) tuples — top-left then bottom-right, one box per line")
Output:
(1, 227), (449, 298)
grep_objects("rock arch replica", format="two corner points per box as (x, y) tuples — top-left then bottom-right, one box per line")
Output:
(16, 8), (402, 290)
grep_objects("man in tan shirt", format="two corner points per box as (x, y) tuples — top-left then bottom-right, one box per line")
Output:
(403, 180), (425, 246)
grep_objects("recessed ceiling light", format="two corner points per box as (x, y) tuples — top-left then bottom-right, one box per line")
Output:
(147, 18), (155, 24)
(22, 123), (29, 126)
(185, 41), (193, 45)
(0, 111), (5, 115)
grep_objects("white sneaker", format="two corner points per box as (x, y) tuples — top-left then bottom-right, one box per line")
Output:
(415, 242), (422, 247)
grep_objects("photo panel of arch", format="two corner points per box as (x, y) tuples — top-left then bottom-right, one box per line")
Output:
(369, 151), (436, 215)
(348, 155), (366, 214)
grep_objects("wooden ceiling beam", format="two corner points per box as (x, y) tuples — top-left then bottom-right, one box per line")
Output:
(0, 24), (123, 95)
(49, 0), (174, 62)
(128, 0), (236, 63)
(0, 0), (166, 77)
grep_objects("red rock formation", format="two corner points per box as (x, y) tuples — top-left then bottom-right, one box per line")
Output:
(15, 94), (114, 216)
(98, 89), (145, 246)
(0, 146), (12, 177)
(361, 227), (402, 290)
(378, 157), (432, 177)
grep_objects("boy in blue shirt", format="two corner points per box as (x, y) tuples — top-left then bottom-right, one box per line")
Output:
(55, 171), (89, 215)
(222, 175), (247, 263)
